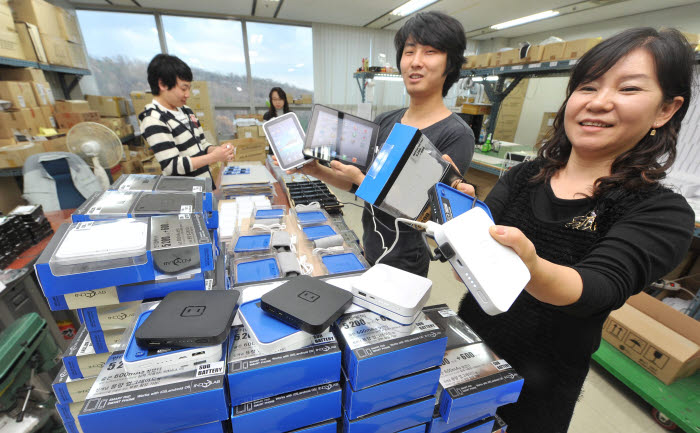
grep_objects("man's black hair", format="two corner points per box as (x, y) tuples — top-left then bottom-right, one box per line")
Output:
(147, 54), (193, 95)
(394, 11), (466, 96)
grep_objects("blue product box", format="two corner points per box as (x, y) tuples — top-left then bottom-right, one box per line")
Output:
(87, 328), (122, 353)
(56, 401), (84, 433)
(79, 301), (141, 333)
(35, 215), (214, 296)
(342, 396), (434, 433)
(78, 347), (229, 433)
(233, 233), (271, 253)
(297, 210), (328, 225)
(227, 325), (341, 406)
(429, 415), (495, 433)
(288, 419), (338, 433)
(111, 174), (214, 205)
(492, 415), (507, 433)
(398, 424), (428, 433)
(355, 124), (460, 221)
(343, 367), (440, 420)
(62, 326), (125, 379)
(234, 256), (280, 285)
(422, 305), (523, 426)
(322, 252), (367, 275)
(53, 365), (97, 404)
(231, 382), (341, 433)
(172, 421), (224, 433)
(303, 224), (336, 240)
(333, 309), (447, 390)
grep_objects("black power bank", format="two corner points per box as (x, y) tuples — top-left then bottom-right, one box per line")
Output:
(260, 275), (353, 334)
(135, 290), (239, 348)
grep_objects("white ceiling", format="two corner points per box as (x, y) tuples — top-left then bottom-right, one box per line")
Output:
(69, 0), (699, 39)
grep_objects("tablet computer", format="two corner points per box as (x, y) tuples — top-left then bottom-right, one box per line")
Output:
(262, 112), (310, 171)
(303, 104), (379, 170)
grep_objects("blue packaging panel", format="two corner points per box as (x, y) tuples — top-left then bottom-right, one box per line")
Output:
(172, 421), (224, 433)
(231, 382), (341, 433)
(342, 395), (434, 433)
(439, 377), (523, 425)
(398, 424), (428, 433)
(236, 258), (280, 284)
(343, 367), (440, 420)
(289, 419), (338, 433)
(322, 253), (366, 274)
(303, 225), (336, 240)
(428, 415), (494, 433)
(234, 234), (271, 253)
(297, 211), (327, 225)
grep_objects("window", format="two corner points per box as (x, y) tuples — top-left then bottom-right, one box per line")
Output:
(246, 22), (313, 106)
(77, 11), (161, 98)
(162, 16), (247, 107)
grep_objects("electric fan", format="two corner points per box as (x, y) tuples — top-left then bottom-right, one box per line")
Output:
(66, 122), (123, 189)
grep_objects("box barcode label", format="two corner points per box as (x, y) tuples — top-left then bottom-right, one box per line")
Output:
(205, 279), (213, 290)
(492, 359), (512, 371)
(192, 186), (203, 192)
(180, 205), (193, 213)
(76, 221), (94, 230)
(178, 214), (191, 220)
(196, 361), (224, 377)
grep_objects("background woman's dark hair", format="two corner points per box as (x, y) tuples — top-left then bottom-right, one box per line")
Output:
(533, 27), (695, 198)
(147, 54), (193, 95)
(394, 11), (467, 97)
(267, 87), (290, 118)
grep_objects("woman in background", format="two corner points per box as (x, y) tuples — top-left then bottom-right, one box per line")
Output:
(263, 87), (291, 121)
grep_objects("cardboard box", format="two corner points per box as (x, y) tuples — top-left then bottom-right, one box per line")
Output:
(142, 158), (162, 174)
(0, 28), (24, 60)
(237, 125), (259, 139)
(8, 107), (42, 134)
(41, 32), (70, 66)
(39, 104), (55, 128)
(535, 112), (557, 145)
(0, 1), (13, 32)
(55, 111), (100, 129)
(130, 91), (153, 116)
(120, 158), (144, 174)
(563, 37), (602, 60)
(493, 49), (520, 66)
(9, 0), (63, 37)
(0, 140), (42, 168)
(66, 41), (87, 69)
(0, 80), (35, 109)
(524, 45), (545, 63)
(541, 42), (566, 61)
(194, 108), (215, 130)
(299, 94), (312, 104)
(231, 137), (266, 153)
(86, 95), (129, 117)
(602, 292), (700, 385)
(41, 134), (67, 152)
(680, 31), (699, 45)
(58, 9), (81, 43)
(15, 21), (47, 63)
(55, 99), (91, 113)
(28, 81), (49, 106)
(0, 111), (14, 138)
(187, 81), (212, 110)
(257, 125), (264, 136)
(460, 104), (491, 116)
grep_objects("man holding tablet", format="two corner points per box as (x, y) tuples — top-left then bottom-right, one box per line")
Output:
(282, 11), (475, 277)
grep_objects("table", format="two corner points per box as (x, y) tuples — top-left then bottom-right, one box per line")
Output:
(469, 143), (536, 176)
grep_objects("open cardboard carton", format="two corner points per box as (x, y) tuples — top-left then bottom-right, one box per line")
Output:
(602, 292), (700, 385)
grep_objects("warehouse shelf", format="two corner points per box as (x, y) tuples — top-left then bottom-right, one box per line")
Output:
(0, 56), (39, 68)
(353, 72), (402, 103)
(0, 57), (92, 99)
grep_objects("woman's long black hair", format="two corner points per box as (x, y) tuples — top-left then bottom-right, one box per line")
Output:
(266, 87), (290, 118)
(533, 27), (695, 198)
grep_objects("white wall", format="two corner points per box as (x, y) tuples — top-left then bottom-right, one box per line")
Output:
(492, 3), (700, 147)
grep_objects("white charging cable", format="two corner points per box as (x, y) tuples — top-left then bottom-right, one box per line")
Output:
(312, 245), (346, 256)
(295, 202), (322, 211)
(375, 218), (440, 264)
(251, 223), (287, 232)
(370, 205), (388, 257)
(298, 255), (314, 275)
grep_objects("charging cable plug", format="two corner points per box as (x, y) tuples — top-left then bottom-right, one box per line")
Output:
(421, 221), (455, 262)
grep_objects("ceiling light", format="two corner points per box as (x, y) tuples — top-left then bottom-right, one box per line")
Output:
(236, 87), (242, 92)
(485, 75), (499, 82)
(390, 0), (438, 17)
(471, 76), (484, 82)
(490, 10), (559, 30)
(373, 74), (404, 82)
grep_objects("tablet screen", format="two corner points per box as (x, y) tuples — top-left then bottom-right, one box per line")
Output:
(263, 113), (307, 170)
(304, 105), (379, 170)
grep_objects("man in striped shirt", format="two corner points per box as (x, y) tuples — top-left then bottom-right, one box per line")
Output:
(138, 54), (233, 182)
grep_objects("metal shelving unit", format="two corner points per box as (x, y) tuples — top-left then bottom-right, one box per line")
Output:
(353, 72), (402, 103)
(0, 56), (91, 98)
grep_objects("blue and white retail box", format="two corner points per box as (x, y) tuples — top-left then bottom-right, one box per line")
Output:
(110, 174), (214, 208)
(78, 347), (228, 433)
(333, 309), (447, 390)
(355, 124), (461, 221)
(52, 365), (97, 404)
(398, 424), (428, 433)
(342, 395), (435, 433)
(62, 326), (125, 380)
(227, 324), (341, 406)
(72, 190), (218, 229)
(423, 305), (523, 427)
(231, 382), (341, 433)
(171, 421), (226, 433)
(78, 301), (141, 333)
(342, 366), (440, 420)
(56, 401), (84, 433)
(35, 214), (214, 296)
(428, 416), (495, 433)
(288, 419), (339, 433)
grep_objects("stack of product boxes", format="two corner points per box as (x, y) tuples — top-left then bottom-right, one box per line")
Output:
(333, 306), (447, 433)
(85, 94), (135, 139)
(34, 173), (226, 433)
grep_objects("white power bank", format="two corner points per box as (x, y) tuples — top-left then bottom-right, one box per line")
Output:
(351, 264), (432, 325)
(54, 219), (148, 265)
(431, 207), (530, 315)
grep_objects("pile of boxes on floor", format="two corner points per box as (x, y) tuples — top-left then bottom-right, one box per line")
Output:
(232, 114), (268, 163)
(2, 0), (88, 69)
(0, 204), (52, 268)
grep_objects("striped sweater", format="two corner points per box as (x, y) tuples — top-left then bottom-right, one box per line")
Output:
(138, 103), (212, 179)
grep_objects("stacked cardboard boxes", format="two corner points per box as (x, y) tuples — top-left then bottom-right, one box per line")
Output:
(492, 79), (529, 143)
(54, 99), (99, 130)
(230, 138), (267, 163)
(9, 0), (88, 69)
(0, 1), (26, 60)
(86, 94), (134, 139)
(188, 81), (215, 133)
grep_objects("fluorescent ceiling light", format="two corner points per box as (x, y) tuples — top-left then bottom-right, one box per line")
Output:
(490, 10), (559, 30)
(471, 76), (484, 82)
(390, 0), (438, 17)
(373, 74), (404, 82)
(485, 75), (499, 81)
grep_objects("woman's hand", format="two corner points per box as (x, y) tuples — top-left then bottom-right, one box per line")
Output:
(270, 155), (321, 177)
(442, 155), (475, 197)
(330, 160), (364, 186)
(488, 225), (539, 274)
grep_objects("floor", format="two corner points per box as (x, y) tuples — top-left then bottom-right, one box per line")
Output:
(330, 186), (673, 433)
